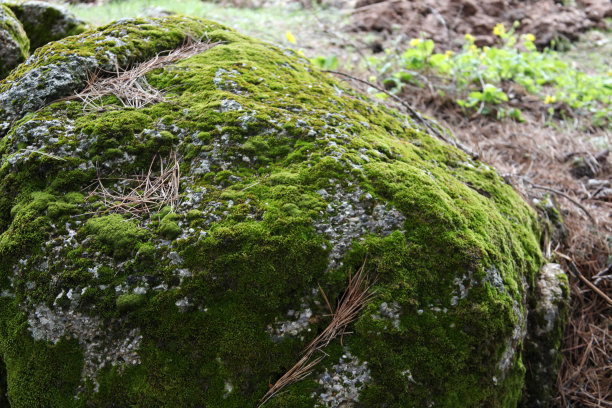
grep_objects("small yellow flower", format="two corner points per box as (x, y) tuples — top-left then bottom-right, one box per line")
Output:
(524, 33), (535, 42)
(544, 95), (557, 104)
(286, 30), (296, 44)
(470, 44), (478, 52)
(464, 33), (475, 43)
(409, 38), (421, 47)
(297, 49), (305, 57)
(493, 23), (506, 37)
(445, 50), (453, 57)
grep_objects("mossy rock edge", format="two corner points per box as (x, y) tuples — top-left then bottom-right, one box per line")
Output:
(3, 0), (86, 51)
(0, 15), (566, 408)
(0, 3), (29, 79)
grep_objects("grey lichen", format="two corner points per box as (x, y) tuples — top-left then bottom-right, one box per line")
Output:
(313, 349), (371, 407)
(522, 263), (570, 408)
(314, 186), (405, 270)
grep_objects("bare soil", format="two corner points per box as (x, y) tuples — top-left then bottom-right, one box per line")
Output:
(349, 0), (612, 50)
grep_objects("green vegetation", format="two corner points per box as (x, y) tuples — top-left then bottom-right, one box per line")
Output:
(66, 0), (343, 47)
(158, 212), (181, 239)
(373, 23), (612, 127)
(116, 293), (146, 312)
(84, 214), (151, 258)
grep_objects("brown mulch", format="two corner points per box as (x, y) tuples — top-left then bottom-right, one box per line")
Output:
(349, 0), (612, 50)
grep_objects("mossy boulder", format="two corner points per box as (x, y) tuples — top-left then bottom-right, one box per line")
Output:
(0, 15), (568, 407)
(3, 0), (86, 51)
(0, 4), (29, 79)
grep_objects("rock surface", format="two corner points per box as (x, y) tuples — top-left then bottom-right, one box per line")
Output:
(522, 263), (570, 408)
(4, 0), (86, 51)
(0, 15), (567, 407)
(0, 4), (29, 79)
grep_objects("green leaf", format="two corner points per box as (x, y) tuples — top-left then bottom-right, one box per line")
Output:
(324, 55), (339, 70)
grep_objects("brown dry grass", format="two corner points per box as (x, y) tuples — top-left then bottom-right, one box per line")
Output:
(63, 37), (221, 110)
(258, 261), (375, 407)
(86, 151), (181, 217)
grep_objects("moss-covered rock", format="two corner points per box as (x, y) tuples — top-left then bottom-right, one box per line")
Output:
(0, 15), (219, 136)
(0, 4), (29, 79)
(0, 15), (567, 407)
(522, 263), (570, 408)
(4, 0), (86, 51)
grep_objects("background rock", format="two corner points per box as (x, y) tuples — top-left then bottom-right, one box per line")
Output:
(4, 0), (86, 51)
(0, 4), (29, 79)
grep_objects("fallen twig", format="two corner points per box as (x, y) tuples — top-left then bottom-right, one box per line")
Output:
(593, 264), (612, 285)
(323, 69), (479, 159)
(20, 148), (67, 161)
(555, 251), (612, 307)
(259, 260), (374, 407)
(525, 180), (598, 227)
(61, 38), (222, 110)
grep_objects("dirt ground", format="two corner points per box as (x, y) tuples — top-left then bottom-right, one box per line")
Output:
(349, 0), (612, 50)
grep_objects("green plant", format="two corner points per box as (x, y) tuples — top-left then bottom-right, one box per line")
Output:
(457, 83), (508, 111)
(373, 23), (612, 126)
(310, 54), (339, 70)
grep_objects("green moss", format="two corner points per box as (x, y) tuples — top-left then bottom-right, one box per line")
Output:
(186, 209), (203, 222)
(156, 205), (173, 220)
(0, 355), (7, 407)
(0, 299), (83, 408)
(47, 201), (78, 219)
(159, 218), (181, 240)
(116, 293), (146, 312)
(84, 214), (150, 259)
(136, 242), (156, 265)
(64, 192), (85, 204)
(0, 194), (50, 261)
(0, 14), (551, 408)
(28, 191), (55, 211)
